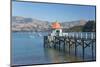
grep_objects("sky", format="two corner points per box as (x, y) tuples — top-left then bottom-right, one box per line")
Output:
(12, 1), (96, 22)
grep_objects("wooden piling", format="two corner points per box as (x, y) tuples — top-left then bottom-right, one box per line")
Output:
(91, 40), (94, 60)
(53, 36), (56, 49)
(75, 39), (77, 57)
(69, 38), (71, 55)
(58, 37), (61, 51)
(44, 36), (47, 47)
(63, 37), (66, 52)
(82, 39), (85, 61)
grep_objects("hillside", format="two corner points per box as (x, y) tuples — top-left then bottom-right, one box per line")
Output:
(12, 16), (88, 32)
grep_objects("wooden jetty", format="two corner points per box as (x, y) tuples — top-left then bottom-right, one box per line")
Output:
(44, 33), (96, 61)
(44, 21), (96, 61)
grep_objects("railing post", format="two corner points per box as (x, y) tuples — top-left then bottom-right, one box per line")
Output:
(91, 33), (94, 39)
(76, 33), (78, 39)
(81, 33), (82, 39)
(73, 33), (74, 38)
(86, 33), (87, 39)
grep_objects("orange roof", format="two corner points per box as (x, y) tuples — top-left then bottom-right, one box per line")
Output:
(51, 22), (61, 29)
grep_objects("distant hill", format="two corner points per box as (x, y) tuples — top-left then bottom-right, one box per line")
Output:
(64, 26), (84, 32)
(61, 20), (87, 29)
(64, 20), (96, 32)
(12, 16), (50, 32)
(12, 16), (88, 32)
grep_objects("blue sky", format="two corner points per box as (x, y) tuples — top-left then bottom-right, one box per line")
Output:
(12, 1), (96, 22)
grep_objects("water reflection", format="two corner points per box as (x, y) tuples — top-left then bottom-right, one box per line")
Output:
(43, 48), (82, 63)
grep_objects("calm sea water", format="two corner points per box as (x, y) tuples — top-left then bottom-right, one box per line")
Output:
(12, 32), (96, 66)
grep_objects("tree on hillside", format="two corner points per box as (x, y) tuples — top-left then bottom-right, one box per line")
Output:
(82, 20), (96, 32)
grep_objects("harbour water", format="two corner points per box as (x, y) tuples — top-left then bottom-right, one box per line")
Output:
(12, 32), (96, 66)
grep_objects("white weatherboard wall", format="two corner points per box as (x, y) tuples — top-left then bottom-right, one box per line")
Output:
(0, 0), (100, 67)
